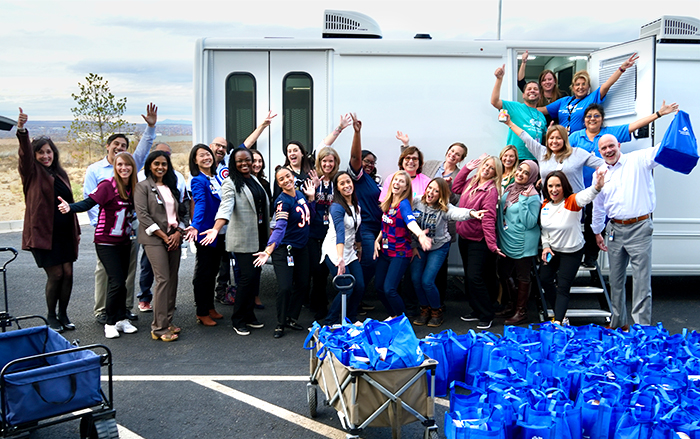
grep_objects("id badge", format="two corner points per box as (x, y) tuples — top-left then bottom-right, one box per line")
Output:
(286, 245), (294, 266)
(609, 231), (614, 242)
(382, 238), (389, 250)
(258, 213), (263, 224)
(323, 213), (329, 226)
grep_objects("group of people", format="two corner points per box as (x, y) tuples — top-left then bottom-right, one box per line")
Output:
(16, 51), (680, 341)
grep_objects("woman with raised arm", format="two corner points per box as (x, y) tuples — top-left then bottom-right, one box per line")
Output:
(496, 160), (541, 325)
(501, 113), (604, 193)
(499, 145), (519, 190)
(373, 171), (432, 318)
(17, 108), (80, 333)
(540, 170), (606, 325)
(379, 132), (431, 201)
(254, 168), (316, 339)
(538, 53), (639, 133)
(184, 144), (224, 326)
(320, 171), (364, 325)
(270, 141), (315, 203)
(200, 147), (269, 336)
(452, 154), (505, 330)
(411, 178), (485, 327)
(58, 152), (139, 339)
(134, 151), (187, 342)
(517, 51), (567, 106)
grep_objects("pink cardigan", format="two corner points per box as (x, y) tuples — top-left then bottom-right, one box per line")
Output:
(451, 165), (499, 253)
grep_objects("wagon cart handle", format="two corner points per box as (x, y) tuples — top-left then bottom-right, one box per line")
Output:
(0, 248), (19, 325)
(332, 274), (355, 291)
(0, 247), (18, 272)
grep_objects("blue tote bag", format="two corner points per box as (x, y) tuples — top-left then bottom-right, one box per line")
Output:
(655, 110), (698, 175)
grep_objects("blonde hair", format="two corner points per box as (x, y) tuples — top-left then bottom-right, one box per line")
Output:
(543, 125), (574, 163)
(421, 178), (450, 212)
(113, 152), (137, 201)
(571, 70), (591, 92)
(499, 145), (519, 181)
(315, 146), (340, 180)
(463, 156), (503, 198)
(380, 171), (413, 212)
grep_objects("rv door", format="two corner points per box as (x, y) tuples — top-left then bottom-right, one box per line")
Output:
(588, 36), (657, 151)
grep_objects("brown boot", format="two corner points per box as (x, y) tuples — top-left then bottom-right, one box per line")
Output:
(504, 281), (530, 325)
(413, 306), (430, 326)
(209, 309), (224, 320)
(196, 315), (217, 326)
(427, 307), (444, 328)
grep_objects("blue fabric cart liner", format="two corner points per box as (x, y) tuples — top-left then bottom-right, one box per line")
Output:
(0, 326), (102, 426)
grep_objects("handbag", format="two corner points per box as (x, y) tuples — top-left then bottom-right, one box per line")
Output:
(655, 110), (698, 175)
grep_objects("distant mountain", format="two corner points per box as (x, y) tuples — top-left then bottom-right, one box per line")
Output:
(0, 120), (192, 139)
(160, 119), (192, 125)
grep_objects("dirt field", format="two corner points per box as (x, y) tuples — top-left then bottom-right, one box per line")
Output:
(0, 138), (192, 222)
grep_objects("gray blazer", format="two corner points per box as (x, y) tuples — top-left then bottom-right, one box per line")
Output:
(216, 177), (270, 253)
(135, 177), (186, 246)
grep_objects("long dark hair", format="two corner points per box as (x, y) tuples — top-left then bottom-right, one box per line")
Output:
(283, 141), (313, 175)
(189, 144), (216, 177)
(31, 136), (62, 173)
(144, 150), (180, 200)
(332, 171), (359, 216)
(542, 170), (574, 202)
(229, 147), (254, 194)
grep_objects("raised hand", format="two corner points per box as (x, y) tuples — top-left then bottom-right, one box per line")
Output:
(350, 113), (362, 132)
(17, 108), (27, 130)
(262, 110), (278, 127)
(302, 179), (316, 199)
(308, 169), (321, 189)
(594, 168), (607, 192)
(620, 53), (639, 71)
(338, 113), (352, 131)
(659, 100), (679, 116)
(142, 103), (158, 127)
(494, 63), (505, 79)
(396, 131), (410, 146)
(57, 196), (70, 214)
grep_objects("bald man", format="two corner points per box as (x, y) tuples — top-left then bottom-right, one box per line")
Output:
(591, 133), (659, 329)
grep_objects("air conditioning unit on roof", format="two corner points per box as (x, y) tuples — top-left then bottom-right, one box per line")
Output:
(640, 16), (700, 42)
(322, 10), (382, 39)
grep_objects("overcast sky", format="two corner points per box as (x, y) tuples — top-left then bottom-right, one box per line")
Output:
(1, 0), (697, 122)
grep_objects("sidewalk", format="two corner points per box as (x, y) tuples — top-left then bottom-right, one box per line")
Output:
(0, 212), (91, 234)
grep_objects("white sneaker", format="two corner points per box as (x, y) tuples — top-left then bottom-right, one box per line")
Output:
(115, 319), (138, 334)
(104, 324), (120, 339)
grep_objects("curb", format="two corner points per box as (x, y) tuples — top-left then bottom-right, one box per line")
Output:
(0, 212), (91, 234)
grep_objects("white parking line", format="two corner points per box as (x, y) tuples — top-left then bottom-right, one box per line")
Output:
(118, 424), (146, 439)
(106, 375), (308, 381)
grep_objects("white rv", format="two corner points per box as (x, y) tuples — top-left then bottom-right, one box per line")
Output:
(194, 11), (700, 276)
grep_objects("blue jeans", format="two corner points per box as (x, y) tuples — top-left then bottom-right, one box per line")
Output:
(359, 227), (379, 292)
(374, 252), (410, 316)
(138, 246), (153, 303)
(411, 242), (450, 309)
(323, 257), (364, 325)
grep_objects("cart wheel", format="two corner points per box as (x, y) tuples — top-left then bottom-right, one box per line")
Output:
(81, 416), (119, 439)
(428, 429), (439, 439)
(307, 383), (318, 418)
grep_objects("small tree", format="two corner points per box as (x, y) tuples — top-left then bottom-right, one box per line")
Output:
(68, 73), (133, 163)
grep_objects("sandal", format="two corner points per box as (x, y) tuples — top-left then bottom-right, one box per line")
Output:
(169, 325), (181, 334)
(151, 331), (179, 342)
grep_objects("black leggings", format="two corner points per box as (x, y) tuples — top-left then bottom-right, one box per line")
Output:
(539, 248), (584, 322)
(43, 263), (73, 317)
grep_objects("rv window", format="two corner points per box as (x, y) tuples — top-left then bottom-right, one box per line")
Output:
(226, 73), (256, 148)
(596, 53), (637, 119)
(283, 73), (313, 150)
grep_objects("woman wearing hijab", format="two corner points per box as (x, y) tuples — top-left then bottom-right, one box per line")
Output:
(496, 160), (541, 325)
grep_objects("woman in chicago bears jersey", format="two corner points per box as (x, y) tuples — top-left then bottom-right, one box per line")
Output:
(58, 152), (139, 339)
(373, 170), (432, 318)
(254, 167), (316, 339)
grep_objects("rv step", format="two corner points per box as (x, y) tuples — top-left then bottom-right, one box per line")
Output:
(546, 309), (612, 319)
(570, 286), (605, 294)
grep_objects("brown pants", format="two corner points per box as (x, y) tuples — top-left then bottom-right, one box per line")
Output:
(143, 244), (180, 336)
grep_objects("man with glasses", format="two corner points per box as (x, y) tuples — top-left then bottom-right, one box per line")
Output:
(199, 112), (277, 304)
(83, 103), (158, 324)
(491, 63), (546, 161)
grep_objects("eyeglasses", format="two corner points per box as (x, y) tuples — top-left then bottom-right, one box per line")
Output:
(213, 142), (227, 149)
(403, 156), (419, 162)
(585, 114), (602, 120)
(362, 159), (376, 166)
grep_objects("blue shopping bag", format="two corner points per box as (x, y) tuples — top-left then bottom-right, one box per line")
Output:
(655, 110), (698, 175)
(420, 339), (449, 397)
(363, 315), (423, 370)
(576, 380), (625, 439)
(465, 332), (500, 385)
(518, 389), (582, 439)
(444, 405), (506, 439)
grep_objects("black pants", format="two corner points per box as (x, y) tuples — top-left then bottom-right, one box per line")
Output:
(215, 234), (231, 298)
(583, 204), (600, 264)
(230, 252), (261, 328)
(272, 245), (309, 326)
(540, 248), (584, 322)
(193, 239), (226, 316)
(307, 237), (330, 320)
(458, 237), (498, 321)
(95, 243), (130, 325)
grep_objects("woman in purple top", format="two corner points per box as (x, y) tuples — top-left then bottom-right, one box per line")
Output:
(373, 171), (431, 317)
(59, 152), (139, 339)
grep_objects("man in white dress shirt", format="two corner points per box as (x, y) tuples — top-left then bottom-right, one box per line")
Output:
(591, 133), (658, 329)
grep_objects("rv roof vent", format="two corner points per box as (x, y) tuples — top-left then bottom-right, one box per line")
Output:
(323, 10), (382, 39)
(640, 16), (700, 42)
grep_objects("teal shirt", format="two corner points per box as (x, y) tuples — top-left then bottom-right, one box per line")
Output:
(502, 100), (546, 161)
(497, 192), (541, 259)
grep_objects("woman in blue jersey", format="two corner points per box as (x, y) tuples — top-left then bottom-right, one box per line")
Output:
(58, 152), (140, 339)
(373, 170), (432, 318)
(254, 167), (316, 339)
(185, 144), (225, 327)
(537, 54), (638, 133)
(320, 171), (364, 325)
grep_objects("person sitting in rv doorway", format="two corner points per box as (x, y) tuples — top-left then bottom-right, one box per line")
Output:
(537, 53), (639, 134)
(500, 112), (604, 195)
(569, 101), (678, 269)
(395, 131), (469, 308)
(517, 51), (568, 107)
(491, 63), (547, 162)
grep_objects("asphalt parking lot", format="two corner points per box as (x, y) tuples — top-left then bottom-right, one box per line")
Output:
(0, 225), (698, 438)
